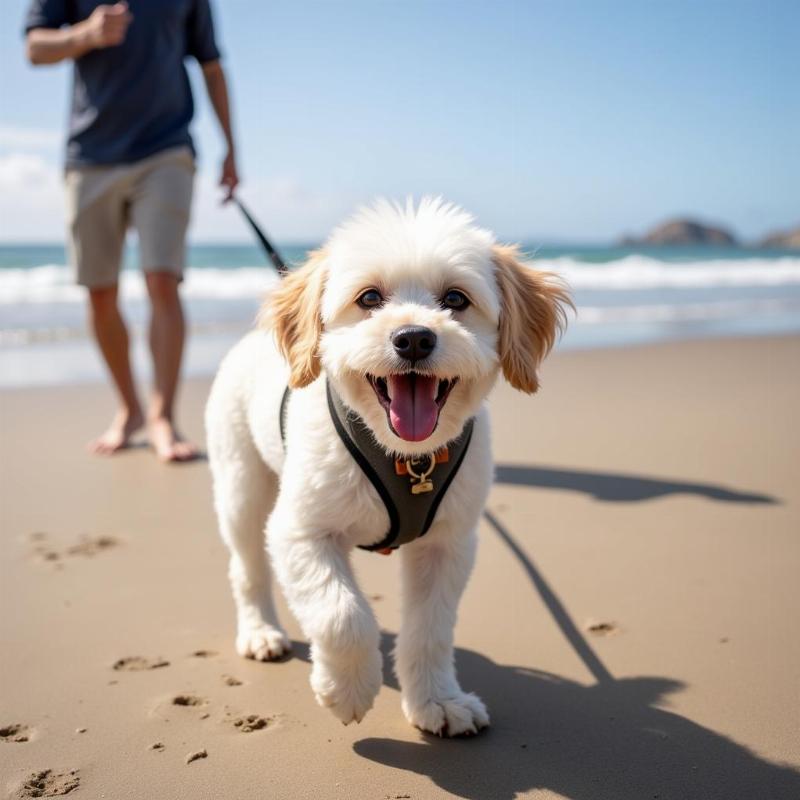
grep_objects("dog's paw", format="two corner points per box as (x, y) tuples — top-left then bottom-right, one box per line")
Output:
(402, 691), (490, 737)
(310, 650), (382, 725)
(236, 625), (291, 661)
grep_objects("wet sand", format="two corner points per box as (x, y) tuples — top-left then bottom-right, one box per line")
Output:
(1, 335), (799, 799)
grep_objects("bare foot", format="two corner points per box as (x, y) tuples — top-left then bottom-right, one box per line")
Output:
(87, 409), (144, 455)
(148, 417), (199, 463)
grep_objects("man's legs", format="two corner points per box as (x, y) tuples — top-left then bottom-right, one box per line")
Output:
(87, 284), (144, 454)
(65, 165), (144, 454)
(129, 148), (198, 461)
(144, 271), (197, 461)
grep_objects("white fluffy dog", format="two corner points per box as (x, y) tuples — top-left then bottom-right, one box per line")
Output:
(206, 198), (569, 735)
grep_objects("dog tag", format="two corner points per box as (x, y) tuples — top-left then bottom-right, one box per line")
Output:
(406, 454), (436, 495)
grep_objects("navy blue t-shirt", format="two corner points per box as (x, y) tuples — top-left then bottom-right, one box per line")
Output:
(25, 0), (220, 166)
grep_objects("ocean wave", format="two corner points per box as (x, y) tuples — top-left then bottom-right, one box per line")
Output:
(0, 318), (254, 346)
(536, 255), (800, 289)
(575, 298), (800, 324)
(4, 299), (799, 346)
(1, 257), (800, 303)
(0, 265), (281, 304)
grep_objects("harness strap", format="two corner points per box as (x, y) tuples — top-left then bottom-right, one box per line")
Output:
(279, 383), (291, 444)
(279, 382), (474, 551)
(324, 383), (402, 550)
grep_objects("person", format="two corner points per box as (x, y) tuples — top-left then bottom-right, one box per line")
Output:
(24, 1), (238, 461)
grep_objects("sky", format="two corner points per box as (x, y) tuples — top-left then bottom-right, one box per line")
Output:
(0, 0), (798, 244)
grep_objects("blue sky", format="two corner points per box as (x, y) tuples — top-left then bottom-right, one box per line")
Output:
(1, 0), (797, 243)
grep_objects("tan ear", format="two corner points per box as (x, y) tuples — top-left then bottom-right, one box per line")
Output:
(261, 249), (327, 388)
(493, 244), (572, 393)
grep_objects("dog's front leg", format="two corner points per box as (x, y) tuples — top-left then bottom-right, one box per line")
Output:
(395, 528), (489, 736)
(269, 525), (382, 725)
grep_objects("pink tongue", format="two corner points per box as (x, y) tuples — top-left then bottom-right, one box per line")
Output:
(388, 374), (439, 442)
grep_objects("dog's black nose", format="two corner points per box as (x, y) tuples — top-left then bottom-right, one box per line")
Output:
(392, 326), (437, 362)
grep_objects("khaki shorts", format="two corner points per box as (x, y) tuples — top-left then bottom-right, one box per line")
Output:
(65, 146), (195, 288)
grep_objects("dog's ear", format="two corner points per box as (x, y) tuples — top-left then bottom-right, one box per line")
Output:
(493, 244), (571, 393)
(261, 249), (327, 388)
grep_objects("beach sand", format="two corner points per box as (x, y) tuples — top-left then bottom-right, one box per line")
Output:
(1, 335), (798, 799)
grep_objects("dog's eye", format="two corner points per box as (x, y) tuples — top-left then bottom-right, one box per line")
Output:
(441, 290), (470, 311)
(356, 288), (383, 309)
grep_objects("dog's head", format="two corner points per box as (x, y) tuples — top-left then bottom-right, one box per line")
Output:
(266, 198), (570, 456)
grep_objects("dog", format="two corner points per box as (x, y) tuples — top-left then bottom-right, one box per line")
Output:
(205, 198), (570, 735)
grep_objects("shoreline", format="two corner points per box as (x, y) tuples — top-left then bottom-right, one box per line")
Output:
(4, 327), (800, 391)
(2, 335), (799, 799)
(4, 248), (800, 389)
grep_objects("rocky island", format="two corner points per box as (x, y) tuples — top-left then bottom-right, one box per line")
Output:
(758, 224), (800, 249)
(620, 218), (739, 247)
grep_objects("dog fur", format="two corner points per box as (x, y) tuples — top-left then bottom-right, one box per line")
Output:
(205, 198), (570, 735)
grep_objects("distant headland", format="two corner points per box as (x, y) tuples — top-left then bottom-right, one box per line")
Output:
(758, 226), (800, 249)
(619, 218), (800, 249)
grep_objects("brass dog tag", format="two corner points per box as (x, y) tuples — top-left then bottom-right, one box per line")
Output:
(405, 455), (436, 495)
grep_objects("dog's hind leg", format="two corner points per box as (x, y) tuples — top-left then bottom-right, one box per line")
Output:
(394, 527), (489, 736)
(210, 441), (291, 661)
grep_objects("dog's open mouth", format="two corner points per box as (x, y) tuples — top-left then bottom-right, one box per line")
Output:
(367, 373), (458, 442)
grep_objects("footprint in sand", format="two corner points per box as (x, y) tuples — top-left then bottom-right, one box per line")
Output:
(191, 649), (218, 658)
(28, 532), (61, 564)
(586, 620), (619, 636)
(29, 532), (120, 565)
(186, 749), (208, 765)
(112, 656), (170, 671)
(16, 769), (80, 798)
(228, 714), (270, 733)
(172, 694), (208, 707)
(66, 536), (119, 557)
(150, 693), (208, 722)
(222, 674), (243, 687)
(1, 723), (32, 743)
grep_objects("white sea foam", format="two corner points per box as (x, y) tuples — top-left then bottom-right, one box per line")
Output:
(4, 299), (798, 347)
(1, 257), (799, 303)
(0, 319), (251, 346)
(575, 298), (800, 324)
(0, 265), (280, 304)
(536, 255), (800, 289)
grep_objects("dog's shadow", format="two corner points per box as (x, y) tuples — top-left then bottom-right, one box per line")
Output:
(286, 466), (790, 797)
(288, 636), (800, 799)
(356, 637), (799, 800)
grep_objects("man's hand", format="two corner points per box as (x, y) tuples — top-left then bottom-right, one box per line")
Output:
(200, 61), (239, 203)
(220, 151), (240, 203)
(26, 1), (132, 65)
(84, 2), (132, 50)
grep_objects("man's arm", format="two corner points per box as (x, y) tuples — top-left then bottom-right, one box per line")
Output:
(201, 60), (239, 201)
(26, 2), (131, 65)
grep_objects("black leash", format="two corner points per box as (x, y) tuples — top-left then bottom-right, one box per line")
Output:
(234, 197), (288, 275)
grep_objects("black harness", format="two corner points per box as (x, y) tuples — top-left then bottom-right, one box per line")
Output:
(234, 202), (474, 551)
(280, 382), (474, 552)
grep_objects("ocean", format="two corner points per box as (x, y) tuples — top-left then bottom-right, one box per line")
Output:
(1, 243), (799, 388)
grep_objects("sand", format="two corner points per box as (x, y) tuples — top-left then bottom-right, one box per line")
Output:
(1, 335), (799, 800)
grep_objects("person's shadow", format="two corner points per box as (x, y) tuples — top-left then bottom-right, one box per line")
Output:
(494, 463), (777, 504)
(354, 644), (800, 800)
